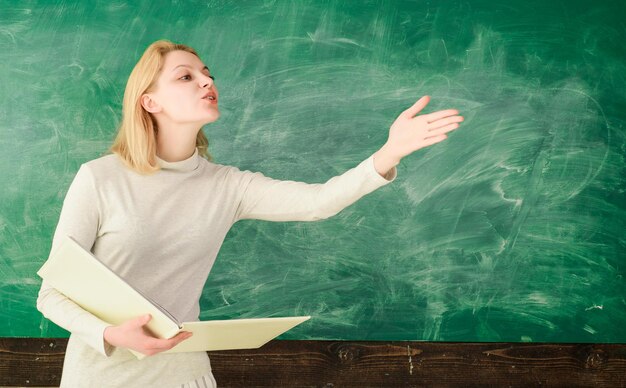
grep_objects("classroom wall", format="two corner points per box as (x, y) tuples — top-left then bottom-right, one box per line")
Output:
(1, 0), (624, 342)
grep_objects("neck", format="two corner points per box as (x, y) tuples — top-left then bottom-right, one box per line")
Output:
(156, 122), (201, 162)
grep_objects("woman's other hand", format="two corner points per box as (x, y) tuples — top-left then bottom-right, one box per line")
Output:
(103, 314), (193, 356)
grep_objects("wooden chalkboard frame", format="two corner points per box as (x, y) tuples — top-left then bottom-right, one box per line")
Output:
(1, 338), (624, 387)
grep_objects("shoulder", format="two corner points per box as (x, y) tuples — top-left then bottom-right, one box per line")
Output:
(199, 159), (266, 186)
(83, 153), (122, 169)
(80, 153), (125, 177)
(200, 158), (252, 177)
(70, 154), (133, 190)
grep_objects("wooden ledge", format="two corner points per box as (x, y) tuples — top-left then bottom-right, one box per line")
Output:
(1, 339), (625, 387)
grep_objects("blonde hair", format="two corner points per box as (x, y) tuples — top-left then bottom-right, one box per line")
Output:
(110, 40), (211, 174)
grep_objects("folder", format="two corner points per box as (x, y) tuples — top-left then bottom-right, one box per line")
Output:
(37, 235), (310, 359)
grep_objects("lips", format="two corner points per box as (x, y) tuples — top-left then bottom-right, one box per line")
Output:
(202, 91), (217, 102)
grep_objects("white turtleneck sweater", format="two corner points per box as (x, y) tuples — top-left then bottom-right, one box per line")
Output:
(37, 149), (395, 387)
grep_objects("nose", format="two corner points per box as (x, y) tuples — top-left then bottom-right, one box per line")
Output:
(200, 74), (214, 88)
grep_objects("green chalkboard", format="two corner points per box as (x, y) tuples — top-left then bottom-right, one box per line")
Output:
(1, 0), (624, 343)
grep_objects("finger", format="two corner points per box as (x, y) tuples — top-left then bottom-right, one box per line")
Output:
(422, 109), (460, 123)
(172, 331), (193, 343)
(426, 123), (460, 137)
(420, 134), (448, 147)
(402, 96), (430, 118)
(427, 115), (464, 130)
(162, 331), (193, 347)
(151, 332), (193, 352)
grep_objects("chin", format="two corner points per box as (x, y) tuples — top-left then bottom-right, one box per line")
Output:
(201, 111), (220, 125)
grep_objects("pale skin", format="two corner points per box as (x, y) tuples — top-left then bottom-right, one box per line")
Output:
(104, 50), (464, 356)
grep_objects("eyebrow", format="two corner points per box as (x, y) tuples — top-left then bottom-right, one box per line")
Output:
(171, 64), (210, 73)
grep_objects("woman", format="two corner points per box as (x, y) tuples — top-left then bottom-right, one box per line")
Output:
(37, 40), (463, 387)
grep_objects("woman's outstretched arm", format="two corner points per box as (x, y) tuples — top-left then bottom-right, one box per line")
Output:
(233, 96), (463, 223)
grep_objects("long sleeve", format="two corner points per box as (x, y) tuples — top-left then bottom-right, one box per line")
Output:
(36, 165), (113, 357)
(234, 154), (396, 222)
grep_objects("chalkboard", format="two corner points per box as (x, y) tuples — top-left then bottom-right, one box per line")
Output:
(1, 0), (624, 343)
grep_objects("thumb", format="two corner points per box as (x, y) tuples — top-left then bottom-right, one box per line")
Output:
(402, 96), (430, 119)
(131, 314), (152, 327)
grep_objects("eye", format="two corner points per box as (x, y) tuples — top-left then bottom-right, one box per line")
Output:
(179, 74), (191, 81)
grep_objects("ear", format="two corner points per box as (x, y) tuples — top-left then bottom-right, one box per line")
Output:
(141, 94), (162, 113)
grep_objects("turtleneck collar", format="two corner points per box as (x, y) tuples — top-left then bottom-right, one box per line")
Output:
(156, 148), (200, 172)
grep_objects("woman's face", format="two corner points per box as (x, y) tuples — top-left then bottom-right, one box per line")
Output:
(143, 50), (220, 128)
